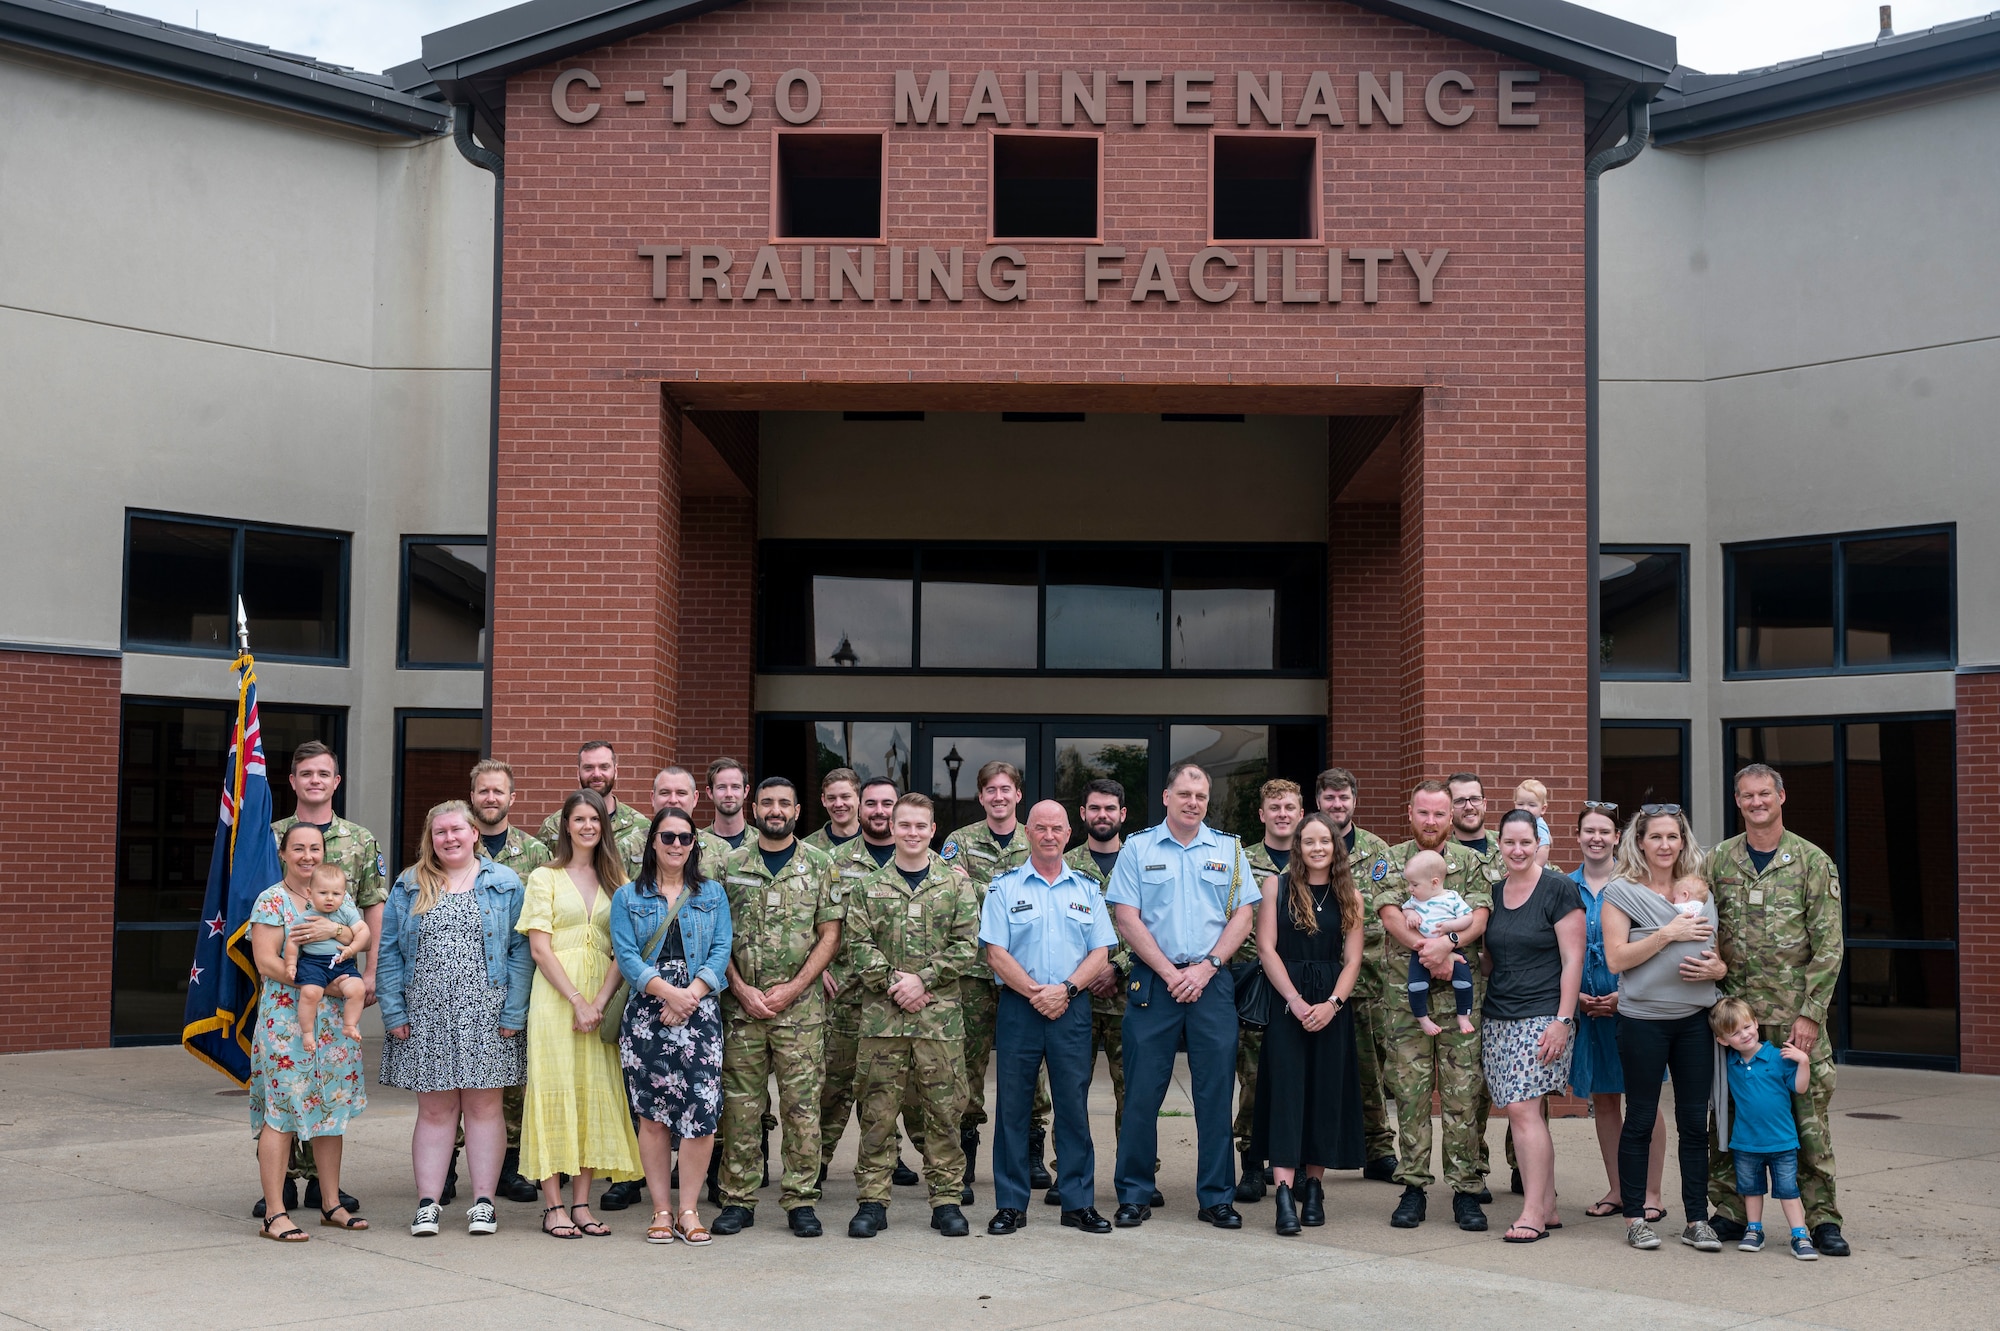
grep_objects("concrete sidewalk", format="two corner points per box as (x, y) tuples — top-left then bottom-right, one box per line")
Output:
(1, 1045), (1995, 1330)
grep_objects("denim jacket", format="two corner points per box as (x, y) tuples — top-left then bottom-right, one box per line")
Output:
(611, 877), (732, 998)
(377, 860), (535, 1032)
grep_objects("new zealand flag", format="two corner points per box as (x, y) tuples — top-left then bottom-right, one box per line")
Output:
(181, 654), (283, 1085)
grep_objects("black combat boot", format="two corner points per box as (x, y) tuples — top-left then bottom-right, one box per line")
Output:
(1390, 1185), (1426, 1228)
(1234, 1151), (1266, 1203)
(959, 1127), (979, 1205)
(1027, 1130), (1053, 1190)
(1273, 1184), (1301, 1236)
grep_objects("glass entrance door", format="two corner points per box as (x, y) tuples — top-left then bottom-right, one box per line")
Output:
(919, 723), (1039, 843)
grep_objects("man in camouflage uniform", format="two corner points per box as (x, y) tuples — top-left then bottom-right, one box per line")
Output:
(651, 765), (733, 876)
(1446, 771), (1506, 1193)
(819, 777), (924, 1186)
(845, 793), (981, 1239)
(1368, 779), (1494, 1232)
(537, 741), (649, 878)
(1318, 767), (1398, 1181)
(1234, 778), (1304, 1202)
(940, 760), (1031, 1199)
(710, 778), (842, 1238)
(803, 768), (864, 855)
(704, 757), (752, 854)
(260, 740), (385, 1215)
(469, 758), (550, 1204)
(1707, 762), (1850, 1257)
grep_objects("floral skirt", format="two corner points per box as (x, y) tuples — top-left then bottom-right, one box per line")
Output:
(1481, 1015), (1573, 1107)
(618, 959), (724, 1139)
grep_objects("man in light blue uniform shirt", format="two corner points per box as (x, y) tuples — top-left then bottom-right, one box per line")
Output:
(1105, 761), (1257, 1230)
(980, 801), (1117, 1236)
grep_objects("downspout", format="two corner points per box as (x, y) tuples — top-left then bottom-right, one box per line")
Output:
(1583, 97), (1650, 797)
(453, 105), (504, 756)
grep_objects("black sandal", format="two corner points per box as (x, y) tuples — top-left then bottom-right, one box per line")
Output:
(1644, 1206), (1668, 1223)
(260, 1211), (309, 1242)
(319, 1204), (369, 1230)
(541, 1205), (581, 1239)
(570, 1204), (611, 1237)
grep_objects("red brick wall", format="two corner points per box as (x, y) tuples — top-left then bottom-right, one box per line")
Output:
(1328, 499), (1403, 835)
(0, 649), (120, 1051)
(680, 494), (757, 817)
(1957, 670), (2000, 1073)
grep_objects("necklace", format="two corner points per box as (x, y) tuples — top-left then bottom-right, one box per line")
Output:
(445, 863), (477, 893)
(1309, 881), (1331, 913)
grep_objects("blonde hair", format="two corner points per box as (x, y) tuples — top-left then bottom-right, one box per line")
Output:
(1709, 996), (1757, 1038)
(309, 863), (349, 900)
(1514, 778), (1549, 807)
(1613, 807), (1706, 885)
(411, 799), (489, 914)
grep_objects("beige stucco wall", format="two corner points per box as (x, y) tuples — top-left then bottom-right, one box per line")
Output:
(1600, 79), (2000, 841)
(0, 48), (495, 840)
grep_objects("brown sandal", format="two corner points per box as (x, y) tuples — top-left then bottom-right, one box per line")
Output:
(646, 1210), (677, 1245)
(260, 1211), (309, 1242)
(319, 1204), (369, 1230)
(675, 1208), (712, 1244)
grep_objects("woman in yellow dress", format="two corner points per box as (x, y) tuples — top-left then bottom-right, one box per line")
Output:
(519, 788), (642, 1237)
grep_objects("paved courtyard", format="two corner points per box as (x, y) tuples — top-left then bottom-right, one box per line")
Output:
(2, 1043), (1995, 1330)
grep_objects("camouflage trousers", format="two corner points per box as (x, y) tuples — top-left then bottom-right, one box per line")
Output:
(718, 1009), (824, 1212)
(1380, 1004), (1486, 1194)
(1092, 1005), (1127, 1135)
(960, 977), (998, 1129)
(821, 988), (921, 1163)
(1352, 993), (1396, 1162)
(1233, 1027), (1264, 1154)
(1709, 1025), (1841, 1230)
(856, 1036), (967, 1206)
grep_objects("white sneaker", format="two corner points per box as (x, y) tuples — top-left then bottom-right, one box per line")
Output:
(411, 1200), (442, 1237)
(467, 1199), (497, 1235)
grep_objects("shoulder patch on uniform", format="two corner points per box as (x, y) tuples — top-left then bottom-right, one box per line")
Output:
(940, 841), (959, 861)
(376, 853), (386, 877)
(1371, 860), (1388, 881)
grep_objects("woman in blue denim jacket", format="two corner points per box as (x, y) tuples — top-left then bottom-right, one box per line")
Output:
(610, 805), (732, 1244)
(377, 800), (536, 1237)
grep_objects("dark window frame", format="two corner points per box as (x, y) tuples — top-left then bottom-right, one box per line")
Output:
(1208, 129), (1322, 244)
(1599, 544), (1689, 681)
(1599, 718), (1691, 809)
(391, 707), (487, 879)
(1721, 709), (1959, 1071)
(1723, 524), (1955, 679)
(397, 534), (488, 670)
(987, 128), (1104, 244)
(756, 539), (1326, 678)
(122, 509), (351, 666)
(770, 128), (888, 244)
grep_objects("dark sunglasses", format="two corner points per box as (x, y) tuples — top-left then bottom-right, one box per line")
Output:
(1581, 800), (1620, 814)
(1639, 803), (1683, 817)
(655, 830), (696, 846)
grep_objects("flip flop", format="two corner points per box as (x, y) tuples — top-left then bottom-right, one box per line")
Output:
(1644, 1207), (1668, 1223)
(1585, 1201), (1620, 1217)
(1502, 1224), (1550, 1244)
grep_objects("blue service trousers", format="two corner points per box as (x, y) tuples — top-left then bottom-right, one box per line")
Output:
(1116, 965), (1239, 1208)
(993, 988), (1096, 1211)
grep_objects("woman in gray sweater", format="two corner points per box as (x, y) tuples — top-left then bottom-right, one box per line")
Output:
(1601, 806), (1728, 1253)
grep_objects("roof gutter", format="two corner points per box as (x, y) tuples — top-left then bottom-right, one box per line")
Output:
(1582, 96), (1649, 797)
(451, 106), (504, 756)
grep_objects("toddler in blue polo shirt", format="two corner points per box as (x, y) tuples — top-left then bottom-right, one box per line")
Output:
(1711, 996), (1817, 1260)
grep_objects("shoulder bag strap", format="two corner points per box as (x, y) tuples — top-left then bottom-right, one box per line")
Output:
(645, 884), (692, 964)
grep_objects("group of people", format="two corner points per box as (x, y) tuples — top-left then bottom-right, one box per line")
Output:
(242, 740), (1848, 1264)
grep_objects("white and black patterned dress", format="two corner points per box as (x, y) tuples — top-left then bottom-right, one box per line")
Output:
(380, 889), (526, 1092)
(618, 927), (724, 1137)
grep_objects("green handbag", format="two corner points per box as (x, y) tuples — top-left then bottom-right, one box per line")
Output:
(598, 887), (689, 1045)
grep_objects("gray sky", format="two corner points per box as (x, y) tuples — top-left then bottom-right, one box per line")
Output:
(171, 1), (1994, 78)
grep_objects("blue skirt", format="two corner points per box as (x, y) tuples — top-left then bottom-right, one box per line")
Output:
(1568, 1011), (1625, 1095)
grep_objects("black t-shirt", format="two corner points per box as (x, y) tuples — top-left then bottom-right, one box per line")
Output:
(760, 844), (796, 877)
(866, 840), (896, 867)
(1747, 844), (1777, 874)
(826, 829), (861, 851)
(1482, 868), (1585, 1021)
(1266, 847), (1291, 873)
(899, 866), (930, 892)
(1090, 849), (1120, 878)
(991, 825), (1016, 849)
(1342, 829), (1357, 855)
(720, 829), (748, 850)
(1459, 835), (1489, 857)
(480, 831), (509, 859)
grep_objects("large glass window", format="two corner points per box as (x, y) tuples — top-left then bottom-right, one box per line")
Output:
(124, 512), (348, 663)
(758, 542), (1323, 674)
(1726, 715), (1957, 1066)
(1599, 548), (1686, 678)
(759, 719), (915, 836)
(394, 712), (485, 875)
(1169, 721), (1321, 839)
(402, 539), (488, 667)
(1727, 527), (1952, 676)
(115, 699), (343, 1043)
(1599, 723), (1687, 815)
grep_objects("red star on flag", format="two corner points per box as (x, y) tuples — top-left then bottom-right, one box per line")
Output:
(188, 962), (205, 985)
(205, 912), (227, 938)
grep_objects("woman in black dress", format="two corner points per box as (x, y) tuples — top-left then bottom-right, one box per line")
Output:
(1251, 811), (1366, 1235)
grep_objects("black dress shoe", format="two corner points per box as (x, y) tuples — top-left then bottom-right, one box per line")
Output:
(988, 1207), (1026, 1235)
(931, 1203), (970, 1237)
(709, 1204), (754, 1235)
(252, 1178), (300, 1219)
(1273, 1183), (1302, 1236)
(1114, 1203), (1151, 1227)
(1707, 1214), (1747, 1241)
(599, 1179), (644, 1212)
(1062, 1207), (1112, 1234)
(1043, 1184), (1062, 1206)
(1235, 1152), (1266, 1203)
(1812, 1223), (1851, 1256)
(1150, 1188), (1165, 1208)
(787, 1206), (823, 1237)
(848, 1201), (888, 1238)
(1363, 1156), (1399, 1183)
(1390, 1185), (1426, 1228)
(1300, 1177), (1326, 1227)
(1198, 1203), (1244, 1229)
(301, 1180), (360, 1214)
(1452, 1191), (1489, 1231)
(1027, 1131), (1053, 1190)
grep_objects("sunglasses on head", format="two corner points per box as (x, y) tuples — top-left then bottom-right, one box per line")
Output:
(1581, 800), (1620, 814)
(655, 830), (696, 846)
(1639, 803), (1683, 817)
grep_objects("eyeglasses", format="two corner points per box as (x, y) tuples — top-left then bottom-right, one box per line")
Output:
(1581, 800), (1620, 814)
(655, 830), (696, 846)
(1450, 796), (1484, 808)
(1639, 803), (1683, 817)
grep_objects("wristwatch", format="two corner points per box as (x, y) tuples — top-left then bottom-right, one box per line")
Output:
(1447, 931), (1461, 946)
(1063, 980), (1080, 1001)
(1556, 1015), (1576, 1029)
(1202, 954), (1225, 970)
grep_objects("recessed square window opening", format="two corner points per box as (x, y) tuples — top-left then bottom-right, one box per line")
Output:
(773, 132), (884, 241)
(990, 132), (1100, 241)
(1211, 133), (1319, 242)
